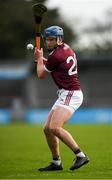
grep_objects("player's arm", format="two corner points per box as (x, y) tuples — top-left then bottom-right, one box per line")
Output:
(34, 48), (48, 79)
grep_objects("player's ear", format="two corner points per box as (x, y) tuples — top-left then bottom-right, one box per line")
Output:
(57, 37), (63, 45)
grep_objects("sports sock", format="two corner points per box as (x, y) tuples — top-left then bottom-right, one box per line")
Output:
(52, 156), (61, 166)
(76, 152), (85, 157)
(52, 159), (61, 166)
(74, 148), (85, 157)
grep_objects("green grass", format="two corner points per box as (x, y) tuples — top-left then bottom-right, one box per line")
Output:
(0, 123), (112, 179)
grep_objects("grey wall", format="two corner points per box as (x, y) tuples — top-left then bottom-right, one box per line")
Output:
(79, 61), (112, 107)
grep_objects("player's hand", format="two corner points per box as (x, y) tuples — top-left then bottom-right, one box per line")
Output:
(34, 47), (43, 62)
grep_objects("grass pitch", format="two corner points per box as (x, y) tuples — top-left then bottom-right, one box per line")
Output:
(0, 123), (112, 179)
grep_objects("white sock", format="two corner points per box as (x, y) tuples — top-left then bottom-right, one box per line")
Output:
(76, 152), (85, 157)
(52, 159), (61, 166)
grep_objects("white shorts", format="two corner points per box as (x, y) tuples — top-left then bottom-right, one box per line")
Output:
(52, 89), (83, 113)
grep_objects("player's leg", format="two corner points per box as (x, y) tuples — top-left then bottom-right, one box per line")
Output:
(38, 109), (63, 171)
(43, 109), (60, 160)
(49, 106), (80, 152)
(49, 106), (89, 170)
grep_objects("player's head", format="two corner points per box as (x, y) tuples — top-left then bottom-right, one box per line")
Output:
(43, 26), (64, 50)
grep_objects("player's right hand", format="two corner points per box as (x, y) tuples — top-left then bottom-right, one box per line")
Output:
(34, 47), (43, 62)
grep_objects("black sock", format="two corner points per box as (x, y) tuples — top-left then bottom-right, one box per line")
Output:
(73, 148), (81, 155)
(53, 155), (60, 161)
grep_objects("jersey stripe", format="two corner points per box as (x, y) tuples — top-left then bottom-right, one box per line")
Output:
(44, 65), (52, 73)
(64, 91), (74, 105)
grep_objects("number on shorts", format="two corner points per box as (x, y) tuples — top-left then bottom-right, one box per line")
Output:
(66, 54), (77, 75)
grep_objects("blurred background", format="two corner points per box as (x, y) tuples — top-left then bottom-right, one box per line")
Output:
(0, 0), (112, 124)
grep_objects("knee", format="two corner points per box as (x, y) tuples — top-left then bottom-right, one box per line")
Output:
(43, 125), (50, 134)
(43, 125), (60, 135)
(49, 126), (60, 135)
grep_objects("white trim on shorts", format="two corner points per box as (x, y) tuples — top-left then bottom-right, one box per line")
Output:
(51, 89), (83, 114)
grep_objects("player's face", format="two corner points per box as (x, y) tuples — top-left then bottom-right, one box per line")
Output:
(45, 37), (57, 50)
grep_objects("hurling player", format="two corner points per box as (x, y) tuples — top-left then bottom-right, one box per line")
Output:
(34, 26), (89, 171)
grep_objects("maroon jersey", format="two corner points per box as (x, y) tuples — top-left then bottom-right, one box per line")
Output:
(45, 43), (81, 90)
